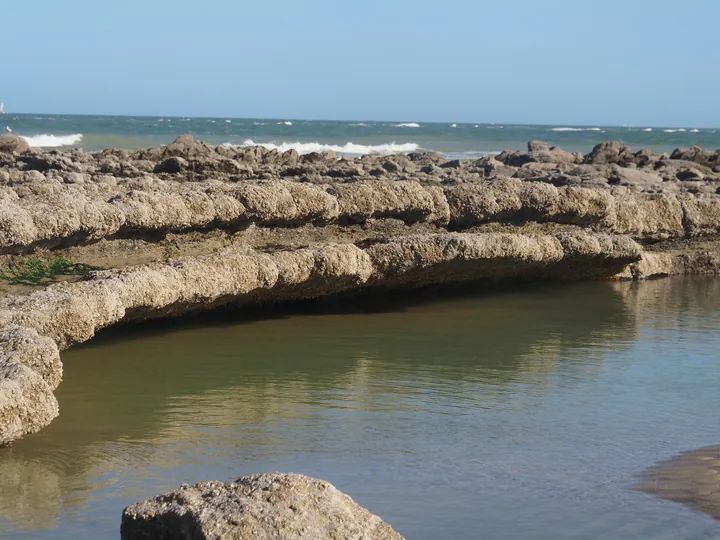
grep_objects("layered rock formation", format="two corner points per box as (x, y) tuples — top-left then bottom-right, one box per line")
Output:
(0, 136), (719, 445)
(1, 137), (720, 254)
(121, 473), (404, 540)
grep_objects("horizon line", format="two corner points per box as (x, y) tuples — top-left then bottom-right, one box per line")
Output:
(2, 111), (717, 131)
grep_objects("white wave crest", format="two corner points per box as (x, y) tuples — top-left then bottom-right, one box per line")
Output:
(350, 123), (368, 127)
(690, 129), (700, 133)
(664, 129), (678, 133)
(393, 123), (420, 128)
(550, 127), (601, 132)
(21, 133), (83, 147)
(643, 128), (653, 132)
(236, 139), (419, 156)
(450, 124), (457, 128)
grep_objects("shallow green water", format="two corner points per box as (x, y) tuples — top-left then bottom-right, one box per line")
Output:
(1, 278), (719, 539)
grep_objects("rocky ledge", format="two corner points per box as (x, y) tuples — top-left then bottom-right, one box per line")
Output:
(121, 473), (403, 540)
(0, 136), (719, 446)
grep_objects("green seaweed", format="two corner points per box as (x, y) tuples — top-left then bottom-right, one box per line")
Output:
(0, 256), (99, 286)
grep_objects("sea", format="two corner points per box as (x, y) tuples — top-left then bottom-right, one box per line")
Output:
(4, 114), (720, 157)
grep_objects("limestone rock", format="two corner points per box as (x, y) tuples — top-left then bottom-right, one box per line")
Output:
(670, 146), (719, 169)
(120, 473), (404, 540)
(585, 141), (633, 165)
(0, 134), (30, 155)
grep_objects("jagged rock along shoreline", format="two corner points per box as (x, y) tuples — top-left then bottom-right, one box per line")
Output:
(1, 135), (720, 446)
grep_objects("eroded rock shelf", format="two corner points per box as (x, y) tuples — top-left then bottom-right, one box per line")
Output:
(1, 135), (719, 445)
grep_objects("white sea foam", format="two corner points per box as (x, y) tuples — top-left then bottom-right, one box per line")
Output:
(21, 133), (83, 147)
(450, 124), (457, 128)
(643, 128), (653, 132)
(664, 129), (678, 133)
(253, 122), (266, 126)
(393, 123), (420, 128)
(690, 129), (700, 133)
(550, 127), (601, 132)
(678, 129), (687, 132)
(277, 121), (292, 126)
(235, 139), (419, 156)
(350, 123), (368, 127)
(225, 120), (232, 123)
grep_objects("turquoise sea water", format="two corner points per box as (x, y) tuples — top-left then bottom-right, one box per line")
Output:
(5, 114), (720, 156)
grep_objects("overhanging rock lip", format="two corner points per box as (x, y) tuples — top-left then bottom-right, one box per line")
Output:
(0, 230), (641, 446)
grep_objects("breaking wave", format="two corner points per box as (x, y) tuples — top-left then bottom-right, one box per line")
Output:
(20, 133), (83, 147)
(393, 123), (421, 128)
(235, 139), (420, 156)
(550, 127), (601, 132)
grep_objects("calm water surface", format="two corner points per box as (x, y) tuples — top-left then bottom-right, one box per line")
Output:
(1, 278), (719, 539)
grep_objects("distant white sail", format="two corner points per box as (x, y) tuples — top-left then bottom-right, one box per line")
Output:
(0, 102), (5, 114)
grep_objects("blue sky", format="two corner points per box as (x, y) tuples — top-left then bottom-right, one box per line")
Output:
(2, 0), (718, 127)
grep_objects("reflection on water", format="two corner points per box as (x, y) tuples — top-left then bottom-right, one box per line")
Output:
(1, 278), (719, 539)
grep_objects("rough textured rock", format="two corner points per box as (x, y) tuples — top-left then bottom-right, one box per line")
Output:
(0, 134), (30, 155)
(585, 141), (633, 165)
(681, 196), (720, 237)
(0, 326), (60, 446)
(0, 139), (719, 252)
(0, 230), (641, 444)
(1, 137), (720, 445)
(0, 231), (639, 350)
(670, 146), (720, 169)
(121, 473), (404, 540)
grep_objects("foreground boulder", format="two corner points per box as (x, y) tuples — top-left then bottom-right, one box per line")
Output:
(121, 473), (404, 540)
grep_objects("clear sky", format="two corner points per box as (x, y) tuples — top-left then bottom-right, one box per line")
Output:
(2, 0), (719, 127)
